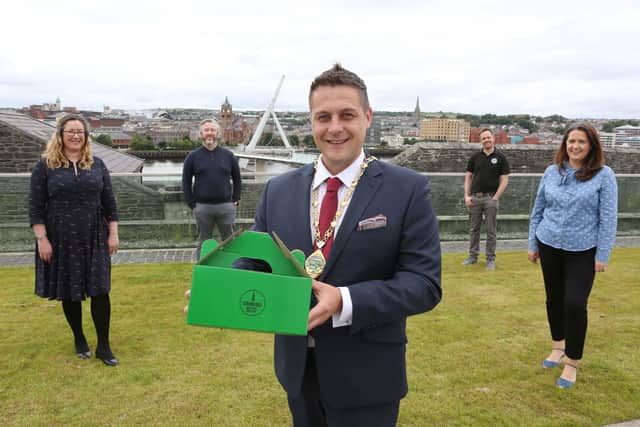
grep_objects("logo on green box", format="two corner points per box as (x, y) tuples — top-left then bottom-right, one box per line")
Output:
(240, 290), (265, 316)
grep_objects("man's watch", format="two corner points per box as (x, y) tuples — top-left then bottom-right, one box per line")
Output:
(35, 233), (46, 241)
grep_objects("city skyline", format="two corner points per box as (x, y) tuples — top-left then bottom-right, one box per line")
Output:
(1, 0), (639, 119)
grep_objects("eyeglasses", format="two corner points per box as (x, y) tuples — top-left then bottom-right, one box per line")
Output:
(63, 130), (85, 136)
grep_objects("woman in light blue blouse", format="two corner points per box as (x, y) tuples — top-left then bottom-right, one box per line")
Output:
(528, 122), (617, 389)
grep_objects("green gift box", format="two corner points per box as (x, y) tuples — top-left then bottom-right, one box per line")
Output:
(186, 230), (312, 336)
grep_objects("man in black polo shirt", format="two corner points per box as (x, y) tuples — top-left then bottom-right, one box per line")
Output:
(463, 128), (510, 270)
(182, 118), (241, 258)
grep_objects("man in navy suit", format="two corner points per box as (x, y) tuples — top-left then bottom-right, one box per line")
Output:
(242, 64), (442, 427)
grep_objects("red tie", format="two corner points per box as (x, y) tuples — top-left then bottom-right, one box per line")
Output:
(318, 177), (342, 259)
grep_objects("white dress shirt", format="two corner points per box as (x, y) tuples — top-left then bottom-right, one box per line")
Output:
(309, 150), (366, 329)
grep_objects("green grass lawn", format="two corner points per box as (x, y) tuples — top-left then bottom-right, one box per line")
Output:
(1, 249), (639, 426)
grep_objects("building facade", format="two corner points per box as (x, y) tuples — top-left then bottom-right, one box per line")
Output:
(219, 97), (253, 145)
(600, 132), (617, 147)
(365, 116), (382, 146)
(420, 118), (470, 142)
(614, 125), (640, 147)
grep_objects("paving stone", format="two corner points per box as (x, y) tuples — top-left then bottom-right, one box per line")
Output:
(2, 237), (638, 267)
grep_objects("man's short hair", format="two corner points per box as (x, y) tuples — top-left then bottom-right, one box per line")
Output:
(199, 118), (220, 133)
(308, 63), (370, 111)
(479, 128), (494, 137)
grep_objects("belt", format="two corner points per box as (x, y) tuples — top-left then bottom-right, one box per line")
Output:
(472, 192), (495, 197)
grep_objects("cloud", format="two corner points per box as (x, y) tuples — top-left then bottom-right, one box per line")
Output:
(0, 0), (638, 118)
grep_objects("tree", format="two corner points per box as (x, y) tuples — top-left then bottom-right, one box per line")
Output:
(303, 135), (315, 147)
(166, 139), (197, 150)
(604, 120), (640, 132)
(259, 132), (284, 146)
(289, 134), (300, 146)
(129, 134), (155, 150)
(517, 119), (538, 133)
(544, 114), (567, 122)
(456, 114), (481, 127)
(601, 123), (615, 133)
(94, 134), (113, 147)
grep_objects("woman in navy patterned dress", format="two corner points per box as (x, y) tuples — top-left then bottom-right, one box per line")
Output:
(528, 123), (618, 388)
(29, 114), (120, 366)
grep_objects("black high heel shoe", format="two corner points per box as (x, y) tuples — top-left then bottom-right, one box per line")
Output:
(95, 349), (119, 366)
(75, 341), (92, 359)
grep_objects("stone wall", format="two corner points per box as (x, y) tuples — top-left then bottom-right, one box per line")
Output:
(391, 142), (640, 174)
(1, 176), (165, 251)
(0, 174), (266, 251)
(0, 123), (42, 173)
(1, 176), (30, 223)
(7, 172), (639, 252)
(2, 150), (639, 251)
(112, 177), (165, 220)
(0, 177), (165, 223)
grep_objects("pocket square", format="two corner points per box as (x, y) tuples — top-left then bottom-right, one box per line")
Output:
(358, 214), (387, 231)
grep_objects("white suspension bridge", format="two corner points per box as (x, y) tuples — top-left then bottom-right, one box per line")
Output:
(233, 75), (316, 171)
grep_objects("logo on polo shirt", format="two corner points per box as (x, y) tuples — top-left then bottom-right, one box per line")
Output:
(491, 158), (498, 164)
(240, 290), (265, 316)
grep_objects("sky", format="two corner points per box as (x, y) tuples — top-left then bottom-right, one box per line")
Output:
(1, 0), (638, 119)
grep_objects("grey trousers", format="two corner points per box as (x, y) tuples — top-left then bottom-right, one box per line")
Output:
(193, 202), (236, 259)
(467, 195), (499, 261)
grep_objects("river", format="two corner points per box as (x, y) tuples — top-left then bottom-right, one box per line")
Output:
(144, 154), (391, 175)
(143, 159), (297, 175)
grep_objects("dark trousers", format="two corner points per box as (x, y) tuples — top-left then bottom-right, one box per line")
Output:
(287, 350), (400, 427)
(193, 202), (236, 258)
(538, 241), (596, 360)
(468, 195), (498, 260)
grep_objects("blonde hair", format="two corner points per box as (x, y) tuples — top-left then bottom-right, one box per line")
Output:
(42, 114), (94, 170)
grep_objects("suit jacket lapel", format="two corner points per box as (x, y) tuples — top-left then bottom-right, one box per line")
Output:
(288, 164), (314, 255)
(321, 160), (383, 278)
